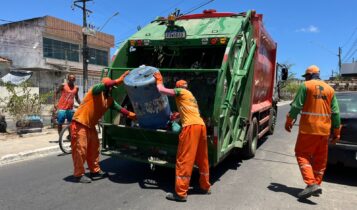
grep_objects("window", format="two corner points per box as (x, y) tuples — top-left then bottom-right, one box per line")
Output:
(43, 37), (79, 62)
(88, 48), (108, 66)
(336, 93), (357, 114)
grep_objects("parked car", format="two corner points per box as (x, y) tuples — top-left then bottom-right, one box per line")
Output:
(328, 91), (357, 167)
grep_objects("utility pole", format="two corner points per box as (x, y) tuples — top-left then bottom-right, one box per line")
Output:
(338, 46), (342, 74)
(73, 0), (92, 95)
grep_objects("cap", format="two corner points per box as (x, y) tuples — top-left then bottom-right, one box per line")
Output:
(302, 65), (320, 77)
(102, 77), (117, 88)
(175, 80), (188, 88)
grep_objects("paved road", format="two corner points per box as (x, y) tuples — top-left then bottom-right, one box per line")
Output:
(0, 105), (356, 210)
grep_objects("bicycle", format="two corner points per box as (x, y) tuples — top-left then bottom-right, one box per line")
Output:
(59, 121), (103, 154)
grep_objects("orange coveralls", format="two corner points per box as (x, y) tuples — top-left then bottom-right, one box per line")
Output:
(290, 79), (339, 185)
(174, 88), (211, 198)
(70, 88), (114, 177)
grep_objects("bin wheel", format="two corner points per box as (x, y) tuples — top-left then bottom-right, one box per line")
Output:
(242, 117), (258, 158)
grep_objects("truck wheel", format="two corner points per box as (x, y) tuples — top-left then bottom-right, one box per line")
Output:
(242, 117), (258, 158)
(267, 108), (277, 135)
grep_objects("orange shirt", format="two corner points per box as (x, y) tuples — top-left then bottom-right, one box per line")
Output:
(299, 80), (335, 136)
(174, 88), (205, 127)
(72, 89), (113, 128)
(57, 83), (78, 110)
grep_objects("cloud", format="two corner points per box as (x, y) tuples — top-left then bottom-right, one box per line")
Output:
(296, 25), (319, 33)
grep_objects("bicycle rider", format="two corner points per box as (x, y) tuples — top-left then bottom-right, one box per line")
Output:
(54, 74), (81, 135)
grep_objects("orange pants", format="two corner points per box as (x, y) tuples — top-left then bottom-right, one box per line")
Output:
(70, 121), (101, 177)
(295, 133), (329, 186)
(175, 124), (211, 197)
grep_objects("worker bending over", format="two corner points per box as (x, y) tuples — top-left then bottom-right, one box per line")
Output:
(154, 71), (211, 202)
(285, 65), (341, 199)
(71, 71), (136, 183)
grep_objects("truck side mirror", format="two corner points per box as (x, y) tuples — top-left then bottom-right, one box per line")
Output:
(282, 68), (288, 80)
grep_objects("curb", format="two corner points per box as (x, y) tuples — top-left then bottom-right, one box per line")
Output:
(0, 146), (61, 166)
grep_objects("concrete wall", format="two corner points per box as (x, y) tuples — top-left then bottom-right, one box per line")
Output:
(0, 19), (45, 68)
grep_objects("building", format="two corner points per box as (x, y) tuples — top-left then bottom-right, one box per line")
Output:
(341, 62), (357, 77)
(0, 16), (114, 99)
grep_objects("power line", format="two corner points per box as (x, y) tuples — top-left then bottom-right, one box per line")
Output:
(342, 39), (357, 62)
(0, 18), (13, 23)
(341, 27), (357, 48)
(344, 49), (357, 62)
(183, 0), (215, 15)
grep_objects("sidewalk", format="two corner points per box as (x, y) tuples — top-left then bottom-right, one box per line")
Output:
(0, 128), (61, 166)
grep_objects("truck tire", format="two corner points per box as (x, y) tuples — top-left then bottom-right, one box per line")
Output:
(242, 117), (258, 158)
(267, 108), (277, 135)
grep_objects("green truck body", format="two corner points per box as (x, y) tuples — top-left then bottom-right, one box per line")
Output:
(101, 10), (279, 167)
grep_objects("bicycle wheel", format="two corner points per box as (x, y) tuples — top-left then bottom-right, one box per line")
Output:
(59, 124), (72, 154)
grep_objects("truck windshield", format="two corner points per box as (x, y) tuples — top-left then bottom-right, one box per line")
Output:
(126, 45), (226, 69)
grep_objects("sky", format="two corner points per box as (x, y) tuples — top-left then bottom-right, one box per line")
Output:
(1, 0), (357, 79)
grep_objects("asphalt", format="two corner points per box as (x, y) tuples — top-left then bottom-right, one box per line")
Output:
(0, 100), (292, 166)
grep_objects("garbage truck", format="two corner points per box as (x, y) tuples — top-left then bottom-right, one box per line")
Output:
(101, 9), (287, 167)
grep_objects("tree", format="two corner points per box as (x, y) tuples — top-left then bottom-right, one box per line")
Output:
(0, 82), (53, 121)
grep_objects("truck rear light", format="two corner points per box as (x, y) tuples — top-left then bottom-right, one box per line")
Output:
(210, 38), (218, 45)
(130, 40), (135, 46)
(213, 136), (218, 145)
(144, 39), (150, 46)
(220, 37), (227, 44)
(201, 38), (208, 45)
(213, 126), (218, 145)
(136, 40), (143, 46)
(129, 40), (136, 46)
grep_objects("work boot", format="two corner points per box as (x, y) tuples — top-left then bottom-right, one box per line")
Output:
(165, 192), (187, 202)
(312, 188), (323, 197)
(75, 175), (92, 183)
(298, 184), (322, 199)
(90, 170), (108, 180)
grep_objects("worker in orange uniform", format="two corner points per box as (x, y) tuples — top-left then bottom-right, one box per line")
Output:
(71, 71), (136, 183)
(54, 74), (81, 135)
(153, 71), (211, 202)
(285, 65), (341, 199)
